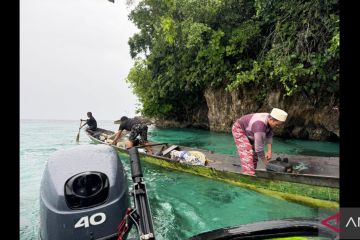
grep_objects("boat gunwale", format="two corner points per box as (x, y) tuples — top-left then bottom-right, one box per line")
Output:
(84, 128), (339, 208)
(85, 128), (339, 184)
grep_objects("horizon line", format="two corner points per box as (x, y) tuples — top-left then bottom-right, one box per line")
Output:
(20, 118), (116, 121)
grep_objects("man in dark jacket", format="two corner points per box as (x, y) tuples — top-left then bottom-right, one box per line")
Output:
(80, 112), (97, 131)
(112, 116), (153, 154)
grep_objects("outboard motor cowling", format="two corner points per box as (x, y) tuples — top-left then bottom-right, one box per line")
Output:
(40, 145), (129, 240)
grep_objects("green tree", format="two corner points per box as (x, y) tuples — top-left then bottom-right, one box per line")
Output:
(126, 0), (339, 119)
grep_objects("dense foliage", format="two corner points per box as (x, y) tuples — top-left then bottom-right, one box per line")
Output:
(126, 0), (339, 119)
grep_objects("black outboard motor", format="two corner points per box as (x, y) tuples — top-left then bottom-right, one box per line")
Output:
(40, 145), (130, 240)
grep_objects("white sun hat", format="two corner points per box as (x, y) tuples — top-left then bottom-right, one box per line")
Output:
(270, 108), (288, 122)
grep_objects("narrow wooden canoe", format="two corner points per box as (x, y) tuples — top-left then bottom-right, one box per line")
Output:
(85, 128), (339, 209)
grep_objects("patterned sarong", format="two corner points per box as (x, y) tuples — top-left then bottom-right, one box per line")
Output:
(232, 121), (258, 175)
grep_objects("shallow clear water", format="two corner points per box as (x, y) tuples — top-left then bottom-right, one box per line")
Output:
(20, 120), (339, 240)
(149, 127), (339, 157)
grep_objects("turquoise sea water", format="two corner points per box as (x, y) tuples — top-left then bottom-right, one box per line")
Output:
(20, 120), (339, 240)
(149, 127), (339, 157)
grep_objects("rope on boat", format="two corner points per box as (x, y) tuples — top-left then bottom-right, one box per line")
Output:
(117, 208), (132, 240)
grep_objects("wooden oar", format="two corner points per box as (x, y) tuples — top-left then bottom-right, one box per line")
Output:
(76, 120), (82, 142)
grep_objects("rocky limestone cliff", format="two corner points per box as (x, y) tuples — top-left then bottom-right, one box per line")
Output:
(154, 87), (339, 141)
(204, 88), (339, 141)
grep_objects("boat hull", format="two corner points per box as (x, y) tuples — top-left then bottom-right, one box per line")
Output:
(85, 128), (339, 208)
(188, 218), (337, 239)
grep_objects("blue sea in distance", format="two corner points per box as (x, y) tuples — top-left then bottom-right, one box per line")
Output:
(20, 119), (339, 239)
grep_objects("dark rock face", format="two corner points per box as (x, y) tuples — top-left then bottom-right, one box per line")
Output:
(204, 88), (339, 141)
(153, 87), (339, 142)
(149, 100), (209, 130)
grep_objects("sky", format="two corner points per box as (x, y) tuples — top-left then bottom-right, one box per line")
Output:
(20, 0), (141, 120)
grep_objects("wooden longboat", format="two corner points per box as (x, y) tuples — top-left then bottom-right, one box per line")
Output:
(85, 128), (339, 209)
